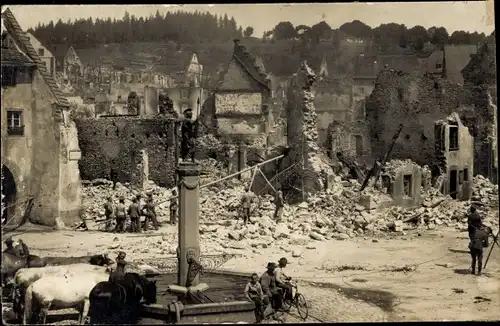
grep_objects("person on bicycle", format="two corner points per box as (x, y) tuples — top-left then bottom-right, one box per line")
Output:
(275, 257), (293, 303)
(260, 262), (281, 309)
(244, 273), (265, 322)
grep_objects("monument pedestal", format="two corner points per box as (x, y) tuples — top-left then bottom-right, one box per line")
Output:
(177, 162), (201, 288)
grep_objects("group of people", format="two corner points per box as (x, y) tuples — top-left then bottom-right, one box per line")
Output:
(240, 187), (284, 225)
(244, 257), (293, 322)
(103, 193), (163, 233)
(466, 206), (493, 276)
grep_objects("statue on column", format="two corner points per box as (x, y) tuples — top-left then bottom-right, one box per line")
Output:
(180, 108), (198, 163)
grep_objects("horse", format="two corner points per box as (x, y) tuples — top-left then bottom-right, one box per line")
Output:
(13, 264), (110, 320)
(88, 273), (157, 324)
(23, 271), (110, 325)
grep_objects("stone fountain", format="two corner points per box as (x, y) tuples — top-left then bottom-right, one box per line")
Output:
(139, 162), (256, 324)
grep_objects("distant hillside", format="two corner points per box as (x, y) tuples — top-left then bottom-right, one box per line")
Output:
(51, 38), (370, 85)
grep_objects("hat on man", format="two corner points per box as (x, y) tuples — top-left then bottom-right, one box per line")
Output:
(5, 236), (13, 244)
(279, 257), (288, 264)
(267, 262), (276, 269)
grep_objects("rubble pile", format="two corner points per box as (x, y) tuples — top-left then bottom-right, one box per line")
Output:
(81, 168), (498, 252)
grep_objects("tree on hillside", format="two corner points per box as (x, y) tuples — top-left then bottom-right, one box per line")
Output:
(339, 20), (372, 39)
(373, 23), (407, 51)
(428, 26), (449, 46)
(309, 21), (332, 44)
(273, 21), (297, 40)
(487, 30), (495, 44)
(449, 30), (471, 44)
(244, 26), (254, 37)
(406, 25), (429, 50)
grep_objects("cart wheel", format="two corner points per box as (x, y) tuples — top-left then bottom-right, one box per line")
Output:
(295, 293), (308, 320)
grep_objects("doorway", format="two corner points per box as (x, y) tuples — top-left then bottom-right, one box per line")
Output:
(449, 169), (458, 199)
(1, 165), (17, 226)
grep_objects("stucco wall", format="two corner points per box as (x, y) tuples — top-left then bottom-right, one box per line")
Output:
(163, 86), (204, 118)
(75, 117), (177, 187)
(366, 70), (464, 166)
(388, 163), (422, 207)
(58, 120), (83, 226)
(1, 81), (33, 225)
(215, 57), (270, 148)
(436, 115), (474, 200)
(215, 93), (262, 115)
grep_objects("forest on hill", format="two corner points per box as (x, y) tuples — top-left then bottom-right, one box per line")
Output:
(31, 10), (495, 50)
(30, 10), (495, 79)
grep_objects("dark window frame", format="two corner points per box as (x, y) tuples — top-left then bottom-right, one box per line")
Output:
(7, 110), (24, 136)
(2, 66), (17, 86)
(448, 125), (459, 151)
(38, 48), (45, 57)
(403, 174), (413, 198)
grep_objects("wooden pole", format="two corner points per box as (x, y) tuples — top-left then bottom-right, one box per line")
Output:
(156, 154), (285, 206)
(258, 168), (276, 193)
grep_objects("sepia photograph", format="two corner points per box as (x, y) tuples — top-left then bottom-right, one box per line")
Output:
(1, 2), (498, 324)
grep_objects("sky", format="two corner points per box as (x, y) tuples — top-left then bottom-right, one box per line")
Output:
(5, 2), (495, 37)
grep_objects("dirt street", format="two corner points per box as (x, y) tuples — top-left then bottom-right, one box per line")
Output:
(5, 223), (500, 323)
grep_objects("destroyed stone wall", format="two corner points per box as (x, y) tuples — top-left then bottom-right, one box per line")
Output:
(366, 70), (463, 166)
(75, 117), (177, 187)
(285, 62), (333, 199)
(434, 113), (474, 200)
(383, 159), (422, 207)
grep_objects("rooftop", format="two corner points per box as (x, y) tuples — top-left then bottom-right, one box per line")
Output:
(2, 9), (70, 108)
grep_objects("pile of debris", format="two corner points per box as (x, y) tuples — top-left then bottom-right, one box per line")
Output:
(81, 168), (498, 252)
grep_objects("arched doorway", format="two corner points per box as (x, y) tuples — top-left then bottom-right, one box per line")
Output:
(1, 165), (17, 226)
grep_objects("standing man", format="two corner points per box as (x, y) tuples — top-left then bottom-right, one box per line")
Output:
(275, 257), (293, 303)
(170, 189), (178, 225)
(114, 196), (126, 233)
(128, 197), (141, 233)
(109, 259), (127, 283)
(136, 194), (146, 231)
(273, 189), (284, 222)
(144, 195), (159, 231)
(469, 225), (491, 276)
(467, 206), (483, 241)
(110, 162), (119, 190)
(104, 196), (114, 232)
(241, 186), (255, 225)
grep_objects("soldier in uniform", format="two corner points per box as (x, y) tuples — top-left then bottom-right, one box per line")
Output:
(170, 189), (178, 225)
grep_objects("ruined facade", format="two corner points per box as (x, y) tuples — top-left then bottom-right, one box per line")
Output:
(434, 113), (474, 200)
(75, 117), (177, 188)
(284, 62), (333, 199)
(1, 9), (82, 227)
(214, 39), (272, 148)
(366, 69), (464, 166)
(382, 160), (423, 207)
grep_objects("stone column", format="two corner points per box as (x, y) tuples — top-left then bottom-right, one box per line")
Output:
(176, 162), (201, 287)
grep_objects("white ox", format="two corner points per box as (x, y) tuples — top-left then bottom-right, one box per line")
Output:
(23, 271), (110, 325)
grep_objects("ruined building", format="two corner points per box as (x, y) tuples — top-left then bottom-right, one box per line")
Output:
(213, 39), (273, 148)
(284, 62), (333, 199)
(1, 9), (82, 227)
(434, 113), (474, 200)
(365, 69), (464, 166)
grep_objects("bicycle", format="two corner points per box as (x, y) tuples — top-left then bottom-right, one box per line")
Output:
(279, 280), (308, 320)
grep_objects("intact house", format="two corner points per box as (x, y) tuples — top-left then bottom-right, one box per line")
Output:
(25, 32), (56, 77)
(1, 9), (82, 228)
(214, 39), (272, 148)
(434, 113), (474, 200)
